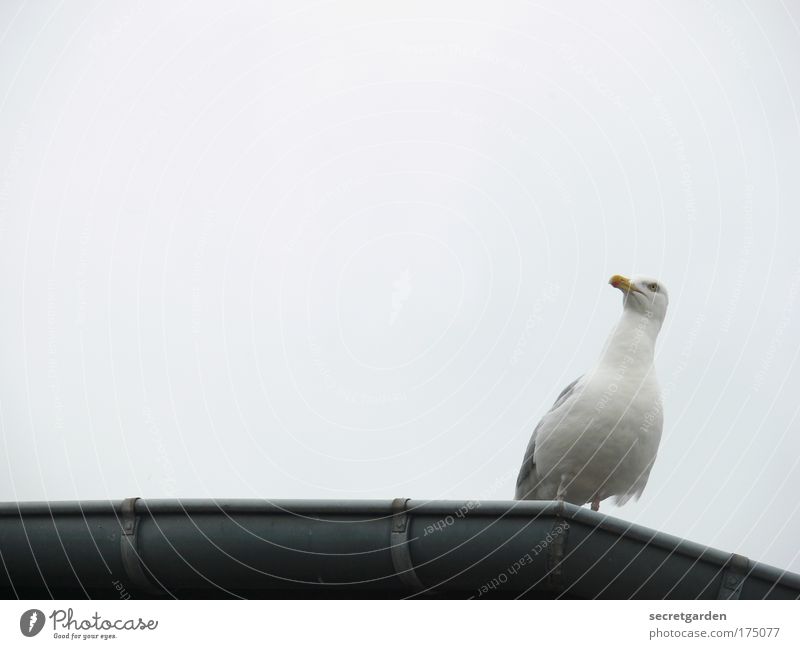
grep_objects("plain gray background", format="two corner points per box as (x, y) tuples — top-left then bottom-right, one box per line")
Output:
(1, 0), (799, 574)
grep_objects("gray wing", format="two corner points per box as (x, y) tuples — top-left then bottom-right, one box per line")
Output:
(514, 375), (582, 499)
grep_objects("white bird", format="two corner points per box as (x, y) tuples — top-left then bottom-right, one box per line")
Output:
(515, 275), (668, 511)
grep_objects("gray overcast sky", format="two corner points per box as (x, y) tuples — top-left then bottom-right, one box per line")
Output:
(1, 0), (799, 573)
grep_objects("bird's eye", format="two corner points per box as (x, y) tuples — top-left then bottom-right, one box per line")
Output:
(647, 282), (658, 292)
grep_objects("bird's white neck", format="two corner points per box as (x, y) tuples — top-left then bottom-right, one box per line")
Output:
(596, 306), (662, 372)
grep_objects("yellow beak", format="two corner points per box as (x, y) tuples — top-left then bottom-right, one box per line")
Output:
(609, 274), (642, 294)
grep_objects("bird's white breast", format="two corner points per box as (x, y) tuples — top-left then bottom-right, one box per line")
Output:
(533, 367), (663, 504)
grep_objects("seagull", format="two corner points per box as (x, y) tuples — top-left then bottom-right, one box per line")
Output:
(515, 275), (668, 511)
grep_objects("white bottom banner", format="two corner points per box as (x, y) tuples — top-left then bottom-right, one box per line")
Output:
(0, 600), (798, 648)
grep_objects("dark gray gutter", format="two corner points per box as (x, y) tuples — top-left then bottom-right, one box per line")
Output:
(1, 498), (798, 599)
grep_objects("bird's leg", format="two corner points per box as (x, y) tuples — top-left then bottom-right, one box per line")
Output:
(556, 474), (570, 502)
(591, 496), (600, 512)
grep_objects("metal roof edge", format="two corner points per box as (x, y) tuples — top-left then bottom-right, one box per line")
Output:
(1, 497), (798, 598)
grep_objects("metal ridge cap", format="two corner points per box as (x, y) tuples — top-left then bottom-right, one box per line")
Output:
(0, 498), (562, 516)
(0, 498), (584, 518)
(1, 497), (799, 590)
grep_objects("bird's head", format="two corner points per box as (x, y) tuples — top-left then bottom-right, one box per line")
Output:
(609, 274), (669, 323)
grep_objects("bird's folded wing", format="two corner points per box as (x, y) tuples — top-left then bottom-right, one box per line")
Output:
(515, 375), (582, 492)
(515, 423), (540, 491)
(549, 375), (583, 412)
